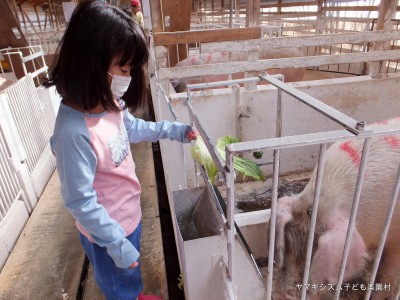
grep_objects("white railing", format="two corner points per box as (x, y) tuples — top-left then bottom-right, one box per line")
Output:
(0, 46), (48, 84)
(2, 75), (55, 198)
(7, 78), (48, 172)
(0, 130), (24, 222)
(0, 74), (57, 270)
(156, 29), (400, 80)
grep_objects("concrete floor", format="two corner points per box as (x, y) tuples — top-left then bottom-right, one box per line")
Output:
(0, 141), (168, 300)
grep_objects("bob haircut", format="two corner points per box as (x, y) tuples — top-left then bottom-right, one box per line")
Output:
(44, 0), (149, 112)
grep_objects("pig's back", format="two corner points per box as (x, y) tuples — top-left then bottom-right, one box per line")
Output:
(322, 117), (400, 248)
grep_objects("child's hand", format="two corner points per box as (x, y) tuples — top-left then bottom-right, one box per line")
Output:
(129, 261), (139, 269)
(186, 130), (199, 141)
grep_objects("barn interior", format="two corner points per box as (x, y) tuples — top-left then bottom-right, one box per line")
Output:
(1, 0), (400, 299)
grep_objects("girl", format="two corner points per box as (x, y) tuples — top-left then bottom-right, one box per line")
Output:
(45, 1), (197, 299)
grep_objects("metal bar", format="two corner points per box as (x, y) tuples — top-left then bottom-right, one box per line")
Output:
(363, 162), (400, 300)
(334, 137), (372, 299)
(211, 181), (263, 279)
(186, 76), (260, 90)
(259, 74), (361, 134)
(197, 164), (227, 224)
(185, 84), (200, 186)
(188, 92), (199, 187)
(301, 143), (327, 300)
(157, 83), (179, 121)
(227, 126), (400, 155)
(0, 46), (42, 52)
(222, 263), (237, 300)
(232, 84), (241, 138)
(30, 66), (48, 78)
(19, 52), (28, 76)
(226, 149), (236, 285)
(276, 76), (283, 138)
(186, 101), (226, 174)
(266, 149), (280, 299)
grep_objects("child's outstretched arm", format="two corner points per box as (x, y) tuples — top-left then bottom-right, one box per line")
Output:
(123, 109), (198, 143)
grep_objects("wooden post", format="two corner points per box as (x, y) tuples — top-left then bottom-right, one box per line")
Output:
(229, 0), (233, 28)
(315, 0), (325, 34)
(235, 0), (240, 24)
(369, 0), (398, 78)
(149, 0), (164, 33)
(314, 0), (325, 56)
(246, 0), (260, 27)
(254, 0), (260, 27)
(33, 4), (42, 32)
(159, 0), (191, 67)
(246, 0), (253, 27)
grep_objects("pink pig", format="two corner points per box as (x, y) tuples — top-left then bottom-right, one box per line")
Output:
(271, 117), (400, 300)
(172, 48), (306, 92)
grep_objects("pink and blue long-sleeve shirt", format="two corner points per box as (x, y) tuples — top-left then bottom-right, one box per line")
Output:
(50, 102), (191, 268)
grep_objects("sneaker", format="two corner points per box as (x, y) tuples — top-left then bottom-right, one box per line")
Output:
(137, 293), (162, 300)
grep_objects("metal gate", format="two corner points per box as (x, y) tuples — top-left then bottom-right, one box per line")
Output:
(0, 74), (56, 270)
(1, 74), (56, 198)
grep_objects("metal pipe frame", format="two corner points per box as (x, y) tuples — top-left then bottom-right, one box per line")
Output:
(226, 128), (400, 155)
(301, 143), (327, 300)
(226, 147), (236, 283)
(186, 77), (260, 94)
(163, 69), (400, 298)
(363, 163), (400, 300)
(225, 129), (399, 299)
(330, 136), (370, 298)
(259, 73), (363, 135)
(266, 148), (280, 299)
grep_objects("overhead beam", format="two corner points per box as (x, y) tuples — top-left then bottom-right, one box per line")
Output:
(154, 27), (262, 46)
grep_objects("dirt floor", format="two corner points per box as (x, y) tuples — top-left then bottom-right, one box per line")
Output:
(216, 171), (312, 213)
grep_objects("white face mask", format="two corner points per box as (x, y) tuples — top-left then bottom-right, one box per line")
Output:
(108, 72), (132, 98)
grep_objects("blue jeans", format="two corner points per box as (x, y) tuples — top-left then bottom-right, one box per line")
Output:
(80, 222), (143, 300)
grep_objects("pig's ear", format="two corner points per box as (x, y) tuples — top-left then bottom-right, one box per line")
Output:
(273, 196), (294, 269)
(309, 217), (368, 284)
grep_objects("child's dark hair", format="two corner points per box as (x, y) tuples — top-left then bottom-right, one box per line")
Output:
(44, 0), (149, 112)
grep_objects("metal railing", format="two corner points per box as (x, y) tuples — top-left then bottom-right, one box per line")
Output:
(0, 46), (48, 85)
(179, 72), (400, 299)
(0, 126), (25, 221)
(4, 75), (51, 174)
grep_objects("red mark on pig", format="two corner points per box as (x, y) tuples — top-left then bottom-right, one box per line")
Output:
(206, 53), (213, 64)
(191, 56), (198, 65)
(384, 135), (399, 148)
(221, 52), (228, 56)
(339, 141), (360, 166)
(373, 120), (389, 126)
